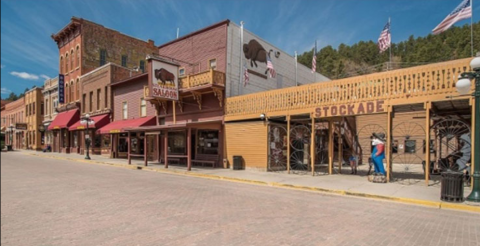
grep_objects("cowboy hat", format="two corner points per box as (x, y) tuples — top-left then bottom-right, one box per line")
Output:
(372, 132), (386, 141)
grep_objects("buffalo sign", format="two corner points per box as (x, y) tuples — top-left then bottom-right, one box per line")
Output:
(149, 58), (179, 100)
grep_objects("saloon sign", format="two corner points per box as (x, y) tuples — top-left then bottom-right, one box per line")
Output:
(149, 58), (179, 100)
(314, 100), (385, 118)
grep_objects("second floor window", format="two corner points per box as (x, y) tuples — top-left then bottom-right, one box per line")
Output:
(97, 89), (101, 110)
(140, 98), (146, 117)
(82, 94), (86, 113)
(100, 49), (106, 66)
(65, 53), (69, 72)
(104, 86), (108, 108)
(121, 55), (127, 67)
(122, 102), (128, 119)
(139, 60), (145, 73)
(32, 102), (35, 115)
(89, 92), (93, 112)
(179, 68), (185, 77)
(209, 59), (217, 70)
(40, 102), (44, 115)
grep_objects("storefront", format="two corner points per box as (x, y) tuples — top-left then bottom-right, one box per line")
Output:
(68, 113), (110, 155)
(47, 109), (80, 153)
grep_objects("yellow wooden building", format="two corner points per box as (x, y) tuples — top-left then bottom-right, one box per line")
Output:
(224, 58), (475, 185)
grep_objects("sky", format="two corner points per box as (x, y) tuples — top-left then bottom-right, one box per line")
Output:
(1, 0), (479, 99)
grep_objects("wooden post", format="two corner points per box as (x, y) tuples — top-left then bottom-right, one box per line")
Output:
(328, 119), (333, 175)
(386, 106), (393, 182)
(425, 102), (431, 185)
(287, 115), (291, 174)
(338, 119), (343, 174)
(144, 134), (148, 166)
(173, 101), (176, 124)
(311, 115), (315, 176)
(187, 127), (192, 171)
(156, 134), (160, 163)
(127, 131), (131, 165)
(471, 97), (476, 189)
(164, 131), (168, 168)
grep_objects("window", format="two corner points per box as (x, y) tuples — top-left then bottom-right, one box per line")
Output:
(97, 89), (101, 110)
(41, 102), (44, 115)
(65, 83), (69, 103)
(60, 56), (64, 74)
(168, 130), (186, 155)
(32, 102), (35, 115)
(26, 106), (29, 116)
(45, 99), (49, 115)
(94, 134), (102, 148)
(179, 68), (186, 77)
(70, 50), (74, 71)
(89, 91), (93, 112)
(209, 59), (217, 70)
(121, 55), (127, 67)
(104, 86), (108, 108)
(140, 98), (147, 117)
(392, 140), (398, 154)
(82, 94), (86, 113)
(122, 102), (128, 119)
(197, 130), (219, 155)
(76, 79), (80, 100)
(65, 53), (69, 72)
(100, 49), (106, 66)
(76, 46), (80, 68)
(70, 81), (74, 102)
(102, 135), (111, 148)
(139, 60), (145, 73)
(404, 140), (416, 154)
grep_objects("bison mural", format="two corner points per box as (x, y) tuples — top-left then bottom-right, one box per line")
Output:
(154, 68), (175, 86)
(243, 39), (273, 75)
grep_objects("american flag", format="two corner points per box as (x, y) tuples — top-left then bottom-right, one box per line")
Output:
(267, 55), (276, 78)
(432, 0), (471, 35)
(311, 41), (317, 73)
(378, 20), (391, 53)
(243, 63), (249, 86)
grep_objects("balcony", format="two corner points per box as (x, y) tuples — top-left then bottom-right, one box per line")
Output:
(178, 69), (225, 92)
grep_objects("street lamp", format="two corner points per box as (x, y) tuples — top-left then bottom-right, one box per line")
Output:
(7, 124), (14, 150)
(456, 56), (480, 202)
(80, 114), (95, 160)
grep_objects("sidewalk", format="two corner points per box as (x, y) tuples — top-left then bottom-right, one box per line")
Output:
(13, 150), (480, 213)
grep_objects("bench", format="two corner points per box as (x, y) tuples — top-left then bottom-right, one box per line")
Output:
(192, 154), (218, 168)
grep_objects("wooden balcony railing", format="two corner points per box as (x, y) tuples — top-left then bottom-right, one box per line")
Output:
(179, 69), (225, 90)
(226, 58), (472, 118)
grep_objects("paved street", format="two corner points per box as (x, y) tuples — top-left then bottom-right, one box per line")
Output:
(1, 152), (479, 246)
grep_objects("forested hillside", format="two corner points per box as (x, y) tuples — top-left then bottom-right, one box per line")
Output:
(298, 22), (480, 79)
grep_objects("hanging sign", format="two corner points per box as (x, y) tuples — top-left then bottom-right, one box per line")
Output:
(149, 59), (179, 100)
(58, 74), (65, 104)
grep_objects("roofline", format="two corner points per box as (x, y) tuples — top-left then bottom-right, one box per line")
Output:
(110, 73), (148, 87)
(158, 19), (230, 49)
(79, 62), (130, 79)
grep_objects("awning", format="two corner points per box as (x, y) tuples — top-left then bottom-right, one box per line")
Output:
(47, 109), (80, 130)
(125, 123), (187, 132)
(97, 116), (156, 134)
(68, 113), (110, 131)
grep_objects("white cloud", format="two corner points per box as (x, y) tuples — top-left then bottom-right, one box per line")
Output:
(10, 71), (39, 80)
(40, 74), (51, 80)
(1, 88), (12, 95)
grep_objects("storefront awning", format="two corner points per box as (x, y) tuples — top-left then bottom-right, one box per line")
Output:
(125, 123), (187, 132)
(47, 109), (80, 130)
(68, 113), (110, 131)
(97, 116), (156, 134)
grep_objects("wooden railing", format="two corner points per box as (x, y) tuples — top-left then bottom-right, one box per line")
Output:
(178, 69), (225, 90)
(226, 58), (472, 118)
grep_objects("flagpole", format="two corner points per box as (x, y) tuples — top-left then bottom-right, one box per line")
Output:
(389, 17), (392, 71)
(471, 0), (474, 57)
(239, 21), (244, 95)
(314, 40), (317, 83)
(295, 51), (298, 86)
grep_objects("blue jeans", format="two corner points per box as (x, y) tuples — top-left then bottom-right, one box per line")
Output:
(372, 154), (386, 175)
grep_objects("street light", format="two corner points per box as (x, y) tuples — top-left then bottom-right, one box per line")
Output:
(456, 56), (480, 202)
(7, 124), (14, 150)
(80, 114), (95, 160)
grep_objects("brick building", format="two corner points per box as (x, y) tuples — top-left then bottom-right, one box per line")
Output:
(3, 97), (26, 150)
(49, 17), (158, 153)
(42, 77), (59, 148)
(24, 87), (44, 150)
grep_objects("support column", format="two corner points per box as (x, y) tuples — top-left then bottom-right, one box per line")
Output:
(287, 115), (291, 174)
(173, 101), (176, 124)
(471, 97), (476, 189)
(156, 134), (160, 163)
(338, 119), (343, 174)
(311, 115), (315, 176)
(386, 106), (393, 183)
(127, 131), (131, 165)
(164, 131), (168, 168)
(144, 134), (148, 166)
(328, 119), (333, 175)
(425, 102), (431, 185)
(187, 127), (192, 171)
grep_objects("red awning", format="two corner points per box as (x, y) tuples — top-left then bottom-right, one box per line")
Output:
(47, 109), (80, 130)
(68, 114), (110, 131)
(97, 116), (156, 134)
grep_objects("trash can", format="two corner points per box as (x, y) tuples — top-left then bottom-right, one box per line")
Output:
(233, 156), (243, 170)
(440, 170), (464, 203)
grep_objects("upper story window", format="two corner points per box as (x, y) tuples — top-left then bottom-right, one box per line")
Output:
(179, 68), (186, 77)
(139, 60), (145, 73)
(89, 91), (93, 112)
(209, 59), (217, 70)
(140, 98), (147, 117)
(32, 102), (36, 115)
(82, 94), (86, 113)
(121, 55), (127, 67)
(45, 99), (49, 116)
(97, 89), (101, 111)
(104, 86), (108, 108)
(76, 46), (80, 68)
(65, 53), (69, 72)
(122, 102), (128, 120)
(60, 56), (64, 74)
(76, 79), (80, 100)
(100, 49), (106, 66)
(40, 102), (44, 115)
(70, 50), (74, 71)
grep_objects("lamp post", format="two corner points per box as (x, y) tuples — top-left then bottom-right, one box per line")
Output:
(80, 114), (95, 160)
(7, 124), (14, 150)
(456, 56), (480, 202)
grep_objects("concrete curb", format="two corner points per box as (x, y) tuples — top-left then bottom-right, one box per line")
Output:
(26, 152), (480, 213)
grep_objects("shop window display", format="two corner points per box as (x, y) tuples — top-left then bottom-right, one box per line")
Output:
(94, 135), (101, 148)
(197, 130), (219, 155)
(168, 131), (186, 154)
(102, 135), (111, 148)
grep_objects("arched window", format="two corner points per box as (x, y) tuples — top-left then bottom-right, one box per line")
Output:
(60, 56), (64, 74)
(65, 83), (69, 103)
(70, 50), (74, 72)
(76, 78), (80, 100)
(70, 81), (74, 102)
(76, 46), (80, 68)
(65, 53), (69, 73)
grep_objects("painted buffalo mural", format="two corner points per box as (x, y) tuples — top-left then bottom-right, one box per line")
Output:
(243, 39), (273, 75)
(154, 68), (175, 86)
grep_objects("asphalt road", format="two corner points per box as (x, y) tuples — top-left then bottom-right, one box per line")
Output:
(1, 152), (479, 246)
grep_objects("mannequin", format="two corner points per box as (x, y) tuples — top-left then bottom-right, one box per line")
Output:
(371, 133), (386, 176)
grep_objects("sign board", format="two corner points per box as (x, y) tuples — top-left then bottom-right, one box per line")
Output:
(58, 74), (65, 104)
(150, 59), (179, 100)
(314, 100), (385, 118)
(15, 123), (28, 130)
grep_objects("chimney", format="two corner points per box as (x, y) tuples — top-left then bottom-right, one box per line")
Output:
(148, 39), (155, 47)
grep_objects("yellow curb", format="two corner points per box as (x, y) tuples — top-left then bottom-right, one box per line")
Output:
(24, 152), (480, 213)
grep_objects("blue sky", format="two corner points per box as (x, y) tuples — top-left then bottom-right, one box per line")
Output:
(1, 0), (479, 99)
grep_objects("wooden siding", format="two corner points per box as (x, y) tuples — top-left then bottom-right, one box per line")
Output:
(225, 121), (268, 171)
